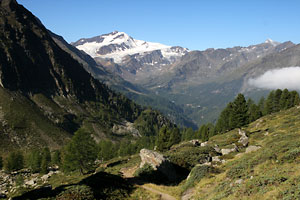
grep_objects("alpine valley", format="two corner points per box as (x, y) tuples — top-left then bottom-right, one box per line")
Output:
(72, 31), (296, 126)
(1, 0), (300, 200)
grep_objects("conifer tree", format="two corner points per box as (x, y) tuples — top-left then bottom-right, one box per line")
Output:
(167, 127), (181, 148)
(0, 156), (2, 170)
(156, 126), (170, 151)
(264, 91), (275, 114)
(63, 129), (97, 174)
(5, 151), (24, 172)
(273, 89), (282, 112)
(258, 97), (265, 115)
(279, 89), (290, 110)
(215, 102), (234, 133)
(41, 147), (51, 174)
(52, 150), (61, 166)
(248, 103), (262, 122)
(27, 149), (42, 173)
(231, 93), (249, 128)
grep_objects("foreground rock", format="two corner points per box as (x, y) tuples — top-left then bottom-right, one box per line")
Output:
(139, 149), (177, 181)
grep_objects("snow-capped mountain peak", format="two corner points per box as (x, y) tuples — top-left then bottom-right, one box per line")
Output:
(72, 31), (188, 63)
(264, 38), (280, 46)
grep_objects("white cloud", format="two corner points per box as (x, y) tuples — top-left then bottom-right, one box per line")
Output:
(248, 67), (300, 90)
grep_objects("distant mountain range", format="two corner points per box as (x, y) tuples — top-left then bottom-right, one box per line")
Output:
(72, 31), (298, 125)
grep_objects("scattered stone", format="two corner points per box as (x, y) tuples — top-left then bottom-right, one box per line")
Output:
(235, 179), (243, 184)
(201, 141), (208, 147)
(190, 139), (201, 146)
(25, 179), (37, 187)
(264, 132), (269, 136)
(139, 149), (177, 181)
(238, 129), (249, 147)
(221, 144), (238, 155)
(213, 145), (221, 153)
(245, 145), (261, 153)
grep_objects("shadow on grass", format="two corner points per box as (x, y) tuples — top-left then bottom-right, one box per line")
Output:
(12, 172), (134, 200)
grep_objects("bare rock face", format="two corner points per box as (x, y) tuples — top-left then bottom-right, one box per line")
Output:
(139, 149), (177, 181)
(112, 121), (140, 137)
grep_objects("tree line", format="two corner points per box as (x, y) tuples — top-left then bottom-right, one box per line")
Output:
(1, 89), (298, 174)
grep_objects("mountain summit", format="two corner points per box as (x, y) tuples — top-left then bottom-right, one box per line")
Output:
(72, 31), (188, 64)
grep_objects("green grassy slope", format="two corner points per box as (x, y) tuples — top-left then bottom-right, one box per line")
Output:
(193, 105), (300, 199)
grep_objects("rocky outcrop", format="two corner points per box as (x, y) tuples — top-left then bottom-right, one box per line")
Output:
(112, 121), (140, 137)
(221, 144), (239, 155)
(139, 149), (177, 181)
(238, 129), (249, 147)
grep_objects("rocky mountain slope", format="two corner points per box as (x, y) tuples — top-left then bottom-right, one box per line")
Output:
(72, 31), (188, 82)
(19, 104), (299, 200)
(51, 30), (197, 129)
(73, 31), (297, 126)
(0, 0), (174, 152)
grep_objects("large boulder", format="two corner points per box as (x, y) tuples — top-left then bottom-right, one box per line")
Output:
(139, 149), (177, 181)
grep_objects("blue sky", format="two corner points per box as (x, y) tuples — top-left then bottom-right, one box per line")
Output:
(18, 0), (300, 50)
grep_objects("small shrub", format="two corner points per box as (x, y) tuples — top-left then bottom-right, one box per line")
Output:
(279, 147), (300, 163)
(183, 165), (214, 190)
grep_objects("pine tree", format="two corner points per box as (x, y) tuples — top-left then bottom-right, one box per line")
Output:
(289, 91), (299, 108)
(294, 92), (300, 106)
(5, 151), (24, 172)
(63, 129), (98, 174)
(279, 89), (290, 110)
(258, 97), (265, 115)
(27, 149), (42, 173)
(215, 102), (234, 133)
(265, 91), (275, 114)
(52, 150), (61, 166)
(0, 156), (2, 170)
(156, 126), (170, 151)
(167, 127), (181, 148)
(273, 89), (282, 112)
(231, 94), (249, 128)
(41, 147), (51, 174)
(248, 103), (262, 122)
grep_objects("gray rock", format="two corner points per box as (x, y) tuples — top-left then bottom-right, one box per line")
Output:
(201, 141), (208, 147)
(214, 145), (221, 153)
(238, 129), (249, 147)
(245, 145), (261, 153)
(139, 149), (177, 181)
(235, 179), (243, 184)
(221, 144), (238, 155)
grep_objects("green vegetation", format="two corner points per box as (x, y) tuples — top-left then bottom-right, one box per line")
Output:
(183, 165), (215, 190)
(63, 129), (98, 174)
(156, 126), (181, 151)
(56, 185), (94, 200)
(0, 156), (2, 169)
(5, 151), (24, 172)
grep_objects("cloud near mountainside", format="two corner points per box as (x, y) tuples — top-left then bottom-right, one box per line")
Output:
(248, 67), (300, 90)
